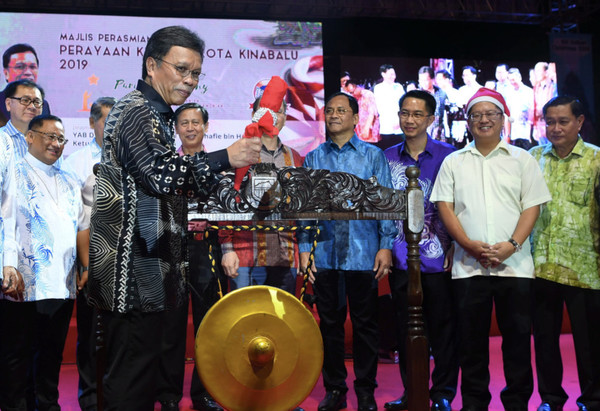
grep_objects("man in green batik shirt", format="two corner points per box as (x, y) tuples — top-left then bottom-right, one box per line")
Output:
(529, 95), (600, 411)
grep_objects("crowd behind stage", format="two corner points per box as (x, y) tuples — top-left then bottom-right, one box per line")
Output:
(1, 26), (600, 411)
(341, 62), (561, 152)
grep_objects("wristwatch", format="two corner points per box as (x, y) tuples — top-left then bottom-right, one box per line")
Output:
(508, 238), (522, 252)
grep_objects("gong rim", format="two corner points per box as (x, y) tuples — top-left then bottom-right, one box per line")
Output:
(195, 285), (323, 411)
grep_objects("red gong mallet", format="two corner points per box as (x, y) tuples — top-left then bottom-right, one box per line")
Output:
(234, 76), (288, 195)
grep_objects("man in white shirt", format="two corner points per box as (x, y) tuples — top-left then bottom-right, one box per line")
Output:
(431, 88), (551, 411)
(63, 97), (116, 187)
(374, 64), (405, 150)
(494, 63), (512, 98)
(457, 66), (482, 108)
(505, 68), (534, 149)
(0, 114), (87, 411)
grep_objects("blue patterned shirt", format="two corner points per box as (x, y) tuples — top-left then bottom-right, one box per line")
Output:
(0, 120), (28, 160)
(0, 132), (17, 273)
(6, 153), (85, 301)
(385, 137), (456, 273)
(298, 135), (397, 271)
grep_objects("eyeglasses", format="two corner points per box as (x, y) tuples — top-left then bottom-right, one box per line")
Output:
(30, 129), (69, 146)
(468, 111), (503, 123)
(399, 110), (430, 120)
(8, 63), (38, 72)
(9, 96), (43, 109)
(325, 107), (352, 116)
(154, 57), (205, 81)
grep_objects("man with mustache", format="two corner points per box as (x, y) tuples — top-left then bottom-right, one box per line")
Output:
(88, 26), (262, 410)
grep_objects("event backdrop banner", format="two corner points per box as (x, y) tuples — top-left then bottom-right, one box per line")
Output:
(0, 13), (325, 156)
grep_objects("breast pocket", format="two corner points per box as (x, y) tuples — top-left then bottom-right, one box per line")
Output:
(568, 177), (591, 206)
(496, 174), (522, 205)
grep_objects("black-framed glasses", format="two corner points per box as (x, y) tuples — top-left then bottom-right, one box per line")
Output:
(468, 111), (503, 123)
(30, 129), (68, 146)
(9, 96), (43, 109)
(8, 63), (38, 72)
(154, 57), (205, 81)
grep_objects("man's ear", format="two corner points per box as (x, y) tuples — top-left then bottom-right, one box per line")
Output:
(25, 130), (34, 145)
(145, 57), (157, 79)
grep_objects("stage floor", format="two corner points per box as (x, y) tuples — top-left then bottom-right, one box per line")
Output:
(55, 334), (582, 411)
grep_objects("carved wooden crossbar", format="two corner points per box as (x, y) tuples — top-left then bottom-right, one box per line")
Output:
(190, 164), (430, 411)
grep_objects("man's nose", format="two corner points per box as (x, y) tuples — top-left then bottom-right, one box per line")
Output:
(183, 75), (196, 87)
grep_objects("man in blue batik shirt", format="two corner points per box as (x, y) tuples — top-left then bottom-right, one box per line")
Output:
(383, 90), (458, 411)
(0, 115), (87, 411)
(299, 92), (397, 411)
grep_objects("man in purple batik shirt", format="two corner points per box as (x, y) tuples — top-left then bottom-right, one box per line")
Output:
(383, 90), (458, 411)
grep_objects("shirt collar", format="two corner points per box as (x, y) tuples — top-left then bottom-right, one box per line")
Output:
(90, 139), (102, 153)
(464, 139), (509, 156)
(398, 135), (434, 159)
(261, 137), (284, 153)
(4, 120), (24, 138)
(176, 144), (206, 156)
(325, 133), (361, 152)
(24, 152), (57, 174)
(136, 79), (174, 119)
(544, 136), (584, 159)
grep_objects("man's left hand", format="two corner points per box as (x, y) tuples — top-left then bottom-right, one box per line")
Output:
(1, 266), (24, 299)
(77, 269), (89, 293)
(481, 241), (515, 268)
(373, 249), (392, 281)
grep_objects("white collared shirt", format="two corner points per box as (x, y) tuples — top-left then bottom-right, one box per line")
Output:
(374, 82), (405, 135)
(62, 140), (102, 188)
(431, 140), (551, 279)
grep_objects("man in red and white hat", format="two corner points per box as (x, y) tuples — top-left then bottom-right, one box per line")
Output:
(430, 88), (551, 411)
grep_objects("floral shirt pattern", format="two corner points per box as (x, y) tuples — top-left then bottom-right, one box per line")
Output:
(530, 138), (600, 289)
(9, 153), (85, 301)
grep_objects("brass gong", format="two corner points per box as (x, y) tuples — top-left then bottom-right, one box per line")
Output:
(195, 285), (323, 411)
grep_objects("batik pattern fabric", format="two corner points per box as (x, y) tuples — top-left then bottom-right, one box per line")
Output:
(297, 134), (397, 270)
(7, 153), (84, 302)
(0, 132), (16, 274)
(530, 138), (600, 289)
(89, 80), (225, 314)
(384, 137), (456, 272)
